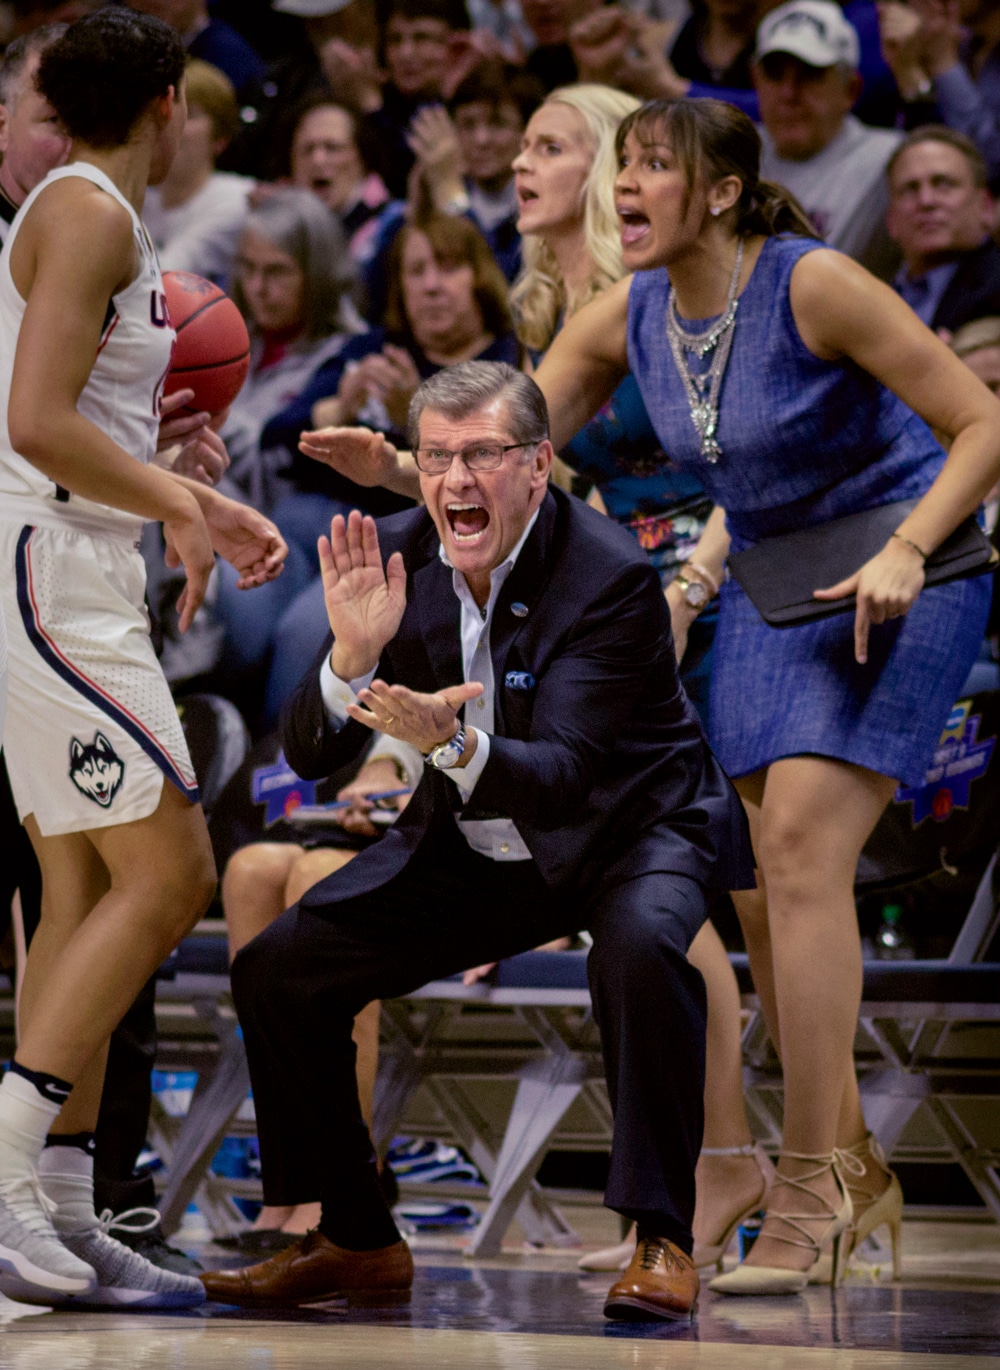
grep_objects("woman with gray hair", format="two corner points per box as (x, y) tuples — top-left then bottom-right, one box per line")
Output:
(214, 187), (363, 713)
(222, 186), (362, 512)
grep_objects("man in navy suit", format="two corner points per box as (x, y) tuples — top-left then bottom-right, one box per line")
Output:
(201, 362), (754, 1320)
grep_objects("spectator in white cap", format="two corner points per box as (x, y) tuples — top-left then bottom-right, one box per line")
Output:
(753, 0), (903, 279)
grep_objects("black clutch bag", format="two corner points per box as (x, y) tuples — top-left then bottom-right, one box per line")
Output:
(727, 497), (997, 628)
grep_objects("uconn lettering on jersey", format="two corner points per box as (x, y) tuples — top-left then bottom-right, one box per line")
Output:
(150, 289), (169, 329)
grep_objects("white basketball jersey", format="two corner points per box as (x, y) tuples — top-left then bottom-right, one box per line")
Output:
(0, 162), (175, 539)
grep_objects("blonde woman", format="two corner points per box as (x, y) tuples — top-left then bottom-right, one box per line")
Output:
(301, 83), (774, 1275)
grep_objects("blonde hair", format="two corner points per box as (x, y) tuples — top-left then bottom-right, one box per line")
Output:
(184, 58), (240, 146)
(510, 84), (640, 354)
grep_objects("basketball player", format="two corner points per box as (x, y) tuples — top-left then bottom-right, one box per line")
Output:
(0, 10), (285, 1308)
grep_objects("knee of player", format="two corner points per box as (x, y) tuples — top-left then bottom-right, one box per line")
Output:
(144, 842), (217, 935)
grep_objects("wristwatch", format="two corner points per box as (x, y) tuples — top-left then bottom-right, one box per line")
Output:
(673, 571), (709, 611)
(425, 723), (467, 770)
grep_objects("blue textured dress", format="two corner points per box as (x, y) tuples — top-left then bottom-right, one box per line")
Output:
(627, 234), (992, 786)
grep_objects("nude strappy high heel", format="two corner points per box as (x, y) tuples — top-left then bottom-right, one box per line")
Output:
(708, 1150), (854, 1296)
(692, 1143), (775, 1272)
(578, 1229), (635, 1272)
(808, 1133), (903, 1284)
(577, 1141), (776, 1274)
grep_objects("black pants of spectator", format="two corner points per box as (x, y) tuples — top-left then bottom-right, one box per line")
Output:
(231, 818), (709, 1254)
(94, 976), (159, 1215)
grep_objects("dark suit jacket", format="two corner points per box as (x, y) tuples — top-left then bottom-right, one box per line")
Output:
(932, 239), (1000, 335)
(281, 488), (755, 911)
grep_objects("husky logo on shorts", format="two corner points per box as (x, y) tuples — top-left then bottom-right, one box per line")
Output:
(69, 732), (125, 808)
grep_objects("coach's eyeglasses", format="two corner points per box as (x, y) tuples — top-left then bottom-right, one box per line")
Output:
(413, 441), (545, 475)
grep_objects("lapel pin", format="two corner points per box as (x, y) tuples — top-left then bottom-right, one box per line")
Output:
(511, 602), (528, 618)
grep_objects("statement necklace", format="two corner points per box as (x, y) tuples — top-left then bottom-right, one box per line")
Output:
(665, 238), (744, 464)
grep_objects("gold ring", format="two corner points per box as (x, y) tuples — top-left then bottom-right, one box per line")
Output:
(384, 715), (397, 726)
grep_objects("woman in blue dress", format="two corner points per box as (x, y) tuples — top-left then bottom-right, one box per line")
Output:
(532, 97), (1000, 1295)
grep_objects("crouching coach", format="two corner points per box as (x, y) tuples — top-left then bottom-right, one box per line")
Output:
(201, 362), (754, 1321)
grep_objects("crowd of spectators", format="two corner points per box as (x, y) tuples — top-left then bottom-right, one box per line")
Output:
(0, 0), (999, 1262)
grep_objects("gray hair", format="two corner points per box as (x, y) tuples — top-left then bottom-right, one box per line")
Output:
(0, 24), (67, 108)
(231, 186), (357, 343)
(407, 362), (549, 451)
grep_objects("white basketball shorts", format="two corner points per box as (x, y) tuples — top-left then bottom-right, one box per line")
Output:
(0, 520), (198, 836)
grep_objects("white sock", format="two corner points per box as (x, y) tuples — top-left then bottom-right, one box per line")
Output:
(0, 1072), (64, 1179)
(37, 1147), (97, 1235)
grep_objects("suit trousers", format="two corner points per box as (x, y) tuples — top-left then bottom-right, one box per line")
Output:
(231, 816), (709, 1252)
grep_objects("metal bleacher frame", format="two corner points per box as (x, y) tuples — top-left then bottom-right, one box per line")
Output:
(149, 851), (1000, 1251)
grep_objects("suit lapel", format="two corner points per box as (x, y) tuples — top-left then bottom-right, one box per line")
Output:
(490, 491), (558, 734)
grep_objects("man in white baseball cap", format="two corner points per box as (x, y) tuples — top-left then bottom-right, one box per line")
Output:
(753, 0), (902, 278)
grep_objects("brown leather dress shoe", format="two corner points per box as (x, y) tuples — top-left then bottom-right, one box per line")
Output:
(200, 1230), (413, 1308)
(603, 1235), (699, 1321)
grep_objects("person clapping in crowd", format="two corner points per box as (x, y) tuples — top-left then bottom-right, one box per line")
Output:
(407, 60), (543, 281)
(878, 0), (1000, 185)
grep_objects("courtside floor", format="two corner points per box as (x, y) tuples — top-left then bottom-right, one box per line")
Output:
(0, 1211), (997, 1368)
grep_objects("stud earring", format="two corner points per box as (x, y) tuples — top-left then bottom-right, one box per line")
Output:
(710, 206), (722, 217)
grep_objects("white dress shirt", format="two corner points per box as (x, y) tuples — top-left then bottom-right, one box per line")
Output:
(319, 509), (540, 861)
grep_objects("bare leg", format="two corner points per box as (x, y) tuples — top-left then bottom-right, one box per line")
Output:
(687, 920), (767, 1251)
(741, 757), (895, 1273)
(222, 844), (302, 961)
(731, 771), (889, 1232)
(17, 785), (214, 1126)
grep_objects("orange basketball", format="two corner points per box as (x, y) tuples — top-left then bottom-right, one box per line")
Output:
(162, 271), (251, 417)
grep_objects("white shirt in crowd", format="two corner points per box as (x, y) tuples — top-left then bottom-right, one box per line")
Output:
(143, 171), (254, 285)
(759, 114), (903, 280)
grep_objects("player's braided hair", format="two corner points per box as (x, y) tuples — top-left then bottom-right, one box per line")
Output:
(36, 8), (185, 150)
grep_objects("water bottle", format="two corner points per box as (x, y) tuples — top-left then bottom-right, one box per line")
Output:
(875, 903), (915, 960)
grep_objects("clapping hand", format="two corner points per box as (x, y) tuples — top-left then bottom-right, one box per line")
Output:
(321, 510), (408, 679)
(407, 105), (464, 205)
(813, 536), (926, 665)
(349, 678), (483, 752)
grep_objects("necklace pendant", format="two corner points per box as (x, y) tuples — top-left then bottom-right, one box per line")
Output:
(692, 401), (715, 438)
(701, 434), (722, 464)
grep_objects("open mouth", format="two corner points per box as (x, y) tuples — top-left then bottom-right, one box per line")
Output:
(446, 502), (490, 542)
(517, 185), (538, 206)
(618, 209), (650, 246)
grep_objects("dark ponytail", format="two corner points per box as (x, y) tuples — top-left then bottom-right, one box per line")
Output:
(739, 177), (818, 238)
(616, 97), (821, 241)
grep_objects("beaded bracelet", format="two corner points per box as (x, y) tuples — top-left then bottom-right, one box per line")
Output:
(890, 532), (927, 564)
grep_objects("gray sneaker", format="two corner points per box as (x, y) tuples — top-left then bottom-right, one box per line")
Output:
(0, 1172), (97, 1303)
(52, 1222), (206, 1309)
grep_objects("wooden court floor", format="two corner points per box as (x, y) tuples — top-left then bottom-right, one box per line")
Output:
(0, 1214), (997, 1369)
